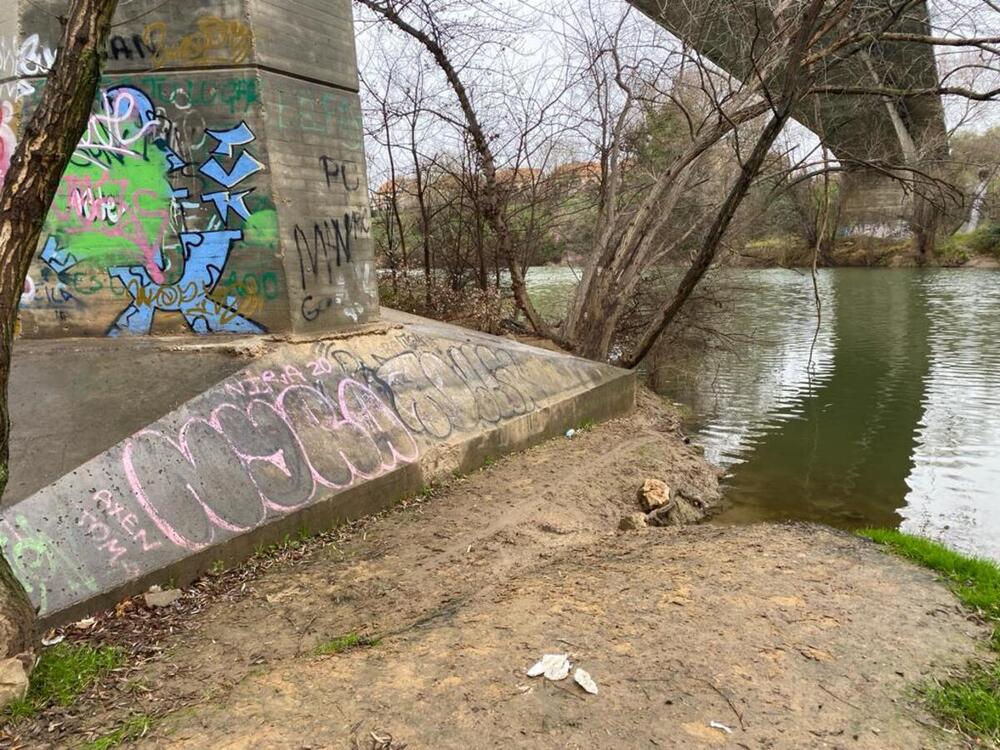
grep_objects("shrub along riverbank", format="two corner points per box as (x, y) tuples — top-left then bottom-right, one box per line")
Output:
(861, 529), (1000, 743)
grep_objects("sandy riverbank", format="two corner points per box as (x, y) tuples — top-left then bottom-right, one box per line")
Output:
(1, 390), (987, 749)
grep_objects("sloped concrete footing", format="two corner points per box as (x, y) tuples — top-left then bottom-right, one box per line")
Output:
(1, 316), (634, 626)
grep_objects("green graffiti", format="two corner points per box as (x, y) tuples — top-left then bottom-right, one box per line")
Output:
(2, 515), (99, 613)
(46, 128), (175, 277)
(240, 207), (278, 249)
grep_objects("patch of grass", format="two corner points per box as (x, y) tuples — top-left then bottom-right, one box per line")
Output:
(925, 664), (1000, 741)
(936, 225), (1000, 263)
(935, 234), (973, 264)
(417, 482), (439, 497)
(81, 714), (153, 750)
(860, 529), (1000, 742)
(5, 643), (124, 720)
(746, 237), (786, 250)
(252, 527), (316, 558)
(314, 632), (380, 656)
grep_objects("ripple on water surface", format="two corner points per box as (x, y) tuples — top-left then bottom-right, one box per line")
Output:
(901, 272), (1000, 559)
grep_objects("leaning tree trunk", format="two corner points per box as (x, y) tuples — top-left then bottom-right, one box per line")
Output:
(911, 191), (940, 257)
(620, 0), (826, 369)
(0, 0), (119, 655)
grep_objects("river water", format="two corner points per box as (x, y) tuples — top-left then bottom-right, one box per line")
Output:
(526, 266), (1000, 560)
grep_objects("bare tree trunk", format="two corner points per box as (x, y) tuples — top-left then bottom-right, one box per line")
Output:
(911, 192), (940, 256)
(622, 112), (793, 367)
(383, 102), (409, 278)
(0, 0), (119, 654)
(565, 278), (621, 360)
(407, 115), (433, 301)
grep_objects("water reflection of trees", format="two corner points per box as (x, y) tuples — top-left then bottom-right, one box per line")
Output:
(681, 271), (931, 531)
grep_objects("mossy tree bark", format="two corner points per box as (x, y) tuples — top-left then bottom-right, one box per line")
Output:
(0, 0), (119, 655)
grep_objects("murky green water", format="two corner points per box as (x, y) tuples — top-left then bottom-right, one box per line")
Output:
(526, 266), (1000, 559)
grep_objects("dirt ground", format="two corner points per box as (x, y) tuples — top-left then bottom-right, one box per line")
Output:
(3, 391), (990, 749)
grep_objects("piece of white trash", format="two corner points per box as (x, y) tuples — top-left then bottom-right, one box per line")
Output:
(710, 721), (734, 734)
(574, 668), (599, 695)
(40, 632), (64, 647)
(527, 654), (572, 681)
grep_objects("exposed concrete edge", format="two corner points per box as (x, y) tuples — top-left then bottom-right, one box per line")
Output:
(266, 320), (399, 344)
(38, 366), (635, 629)
(16, 320), (397, 355)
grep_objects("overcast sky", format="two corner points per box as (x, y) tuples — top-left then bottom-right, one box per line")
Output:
(355, 0), (1000, 181)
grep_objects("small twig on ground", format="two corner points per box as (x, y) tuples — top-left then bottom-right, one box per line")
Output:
(699, 678), (747, 731)
(296, 615), (319, 655)
(381, 598), (467, 638)
(818, 683), (863, 712)
(370, 730), (408, 749)
(913, 716), (958, 735)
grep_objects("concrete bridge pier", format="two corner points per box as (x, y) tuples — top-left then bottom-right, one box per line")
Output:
(0, 1), (637, 626)
(625, 0), (950, 252)
(5, 0), (379, 338)
(837, 170), (911, 242)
